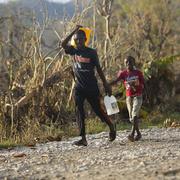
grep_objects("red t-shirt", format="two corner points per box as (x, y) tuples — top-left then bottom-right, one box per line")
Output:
(117, 69), (144, 97)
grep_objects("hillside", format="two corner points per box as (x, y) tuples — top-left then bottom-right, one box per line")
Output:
(0, 0), (75, 20)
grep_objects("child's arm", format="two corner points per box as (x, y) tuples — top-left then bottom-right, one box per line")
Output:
(109, 78), (120, 86)
(109, 70), (122, 86)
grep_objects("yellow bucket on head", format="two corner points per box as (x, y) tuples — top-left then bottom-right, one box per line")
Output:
(71, 27), (92, 47)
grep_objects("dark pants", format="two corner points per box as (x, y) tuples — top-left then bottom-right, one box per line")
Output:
(74, 88), (113, 137)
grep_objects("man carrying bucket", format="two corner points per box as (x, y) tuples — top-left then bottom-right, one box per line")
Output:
(110, 56), (144, 142)
(61, 25), (116, 146)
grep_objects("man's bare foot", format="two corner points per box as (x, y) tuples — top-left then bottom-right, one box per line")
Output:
(128, 134), (134, 142)
(134, 133), (142, 141)
(73, 139), (87, 146)
(109, 130), (116, 142)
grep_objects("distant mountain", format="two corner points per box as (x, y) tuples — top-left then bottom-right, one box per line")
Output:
(0, 0), (77, 55)
(0, 0), (75, 20)
(0, 0), (91, 53)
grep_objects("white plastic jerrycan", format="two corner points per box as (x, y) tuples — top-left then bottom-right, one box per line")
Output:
(104, 95), (119, 115)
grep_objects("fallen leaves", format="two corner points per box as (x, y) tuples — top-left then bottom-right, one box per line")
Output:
(163, 118), (180, 128)
(13, 153), (27, 158)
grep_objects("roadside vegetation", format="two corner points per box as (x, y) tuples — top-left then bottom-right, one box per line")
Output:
(0, 0), (179, 147)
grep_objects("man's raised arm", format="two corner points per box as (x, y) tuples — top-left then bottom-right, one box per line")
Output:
(61, 25), (82, 49)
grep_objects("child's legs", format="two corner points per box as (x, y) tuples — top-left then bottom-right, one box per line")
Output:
(132, 95), (143, 135)
(132, 95), (143, 120)
(127, 96), (142, 138)
(126, 96), (133, 122)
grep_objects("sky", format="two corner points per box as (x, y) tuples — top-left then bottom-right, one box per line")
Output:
(0, 0), (71, 3)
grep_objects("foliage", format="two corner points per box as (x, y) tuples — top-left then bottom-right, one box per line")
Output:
(0, 0), (179, 144)
(143, 55), (179, 107)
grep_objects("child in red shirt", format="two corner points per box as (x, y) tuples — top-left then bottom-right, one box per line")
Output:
(110, 56), (144, 141)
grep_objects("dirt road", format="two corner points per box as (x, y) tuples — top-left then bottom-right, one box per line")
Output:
(0, 128), (180, 180)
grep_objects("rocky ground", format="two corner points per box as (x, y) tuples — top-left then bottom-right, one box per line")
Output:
(0, 127), (180, 180)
